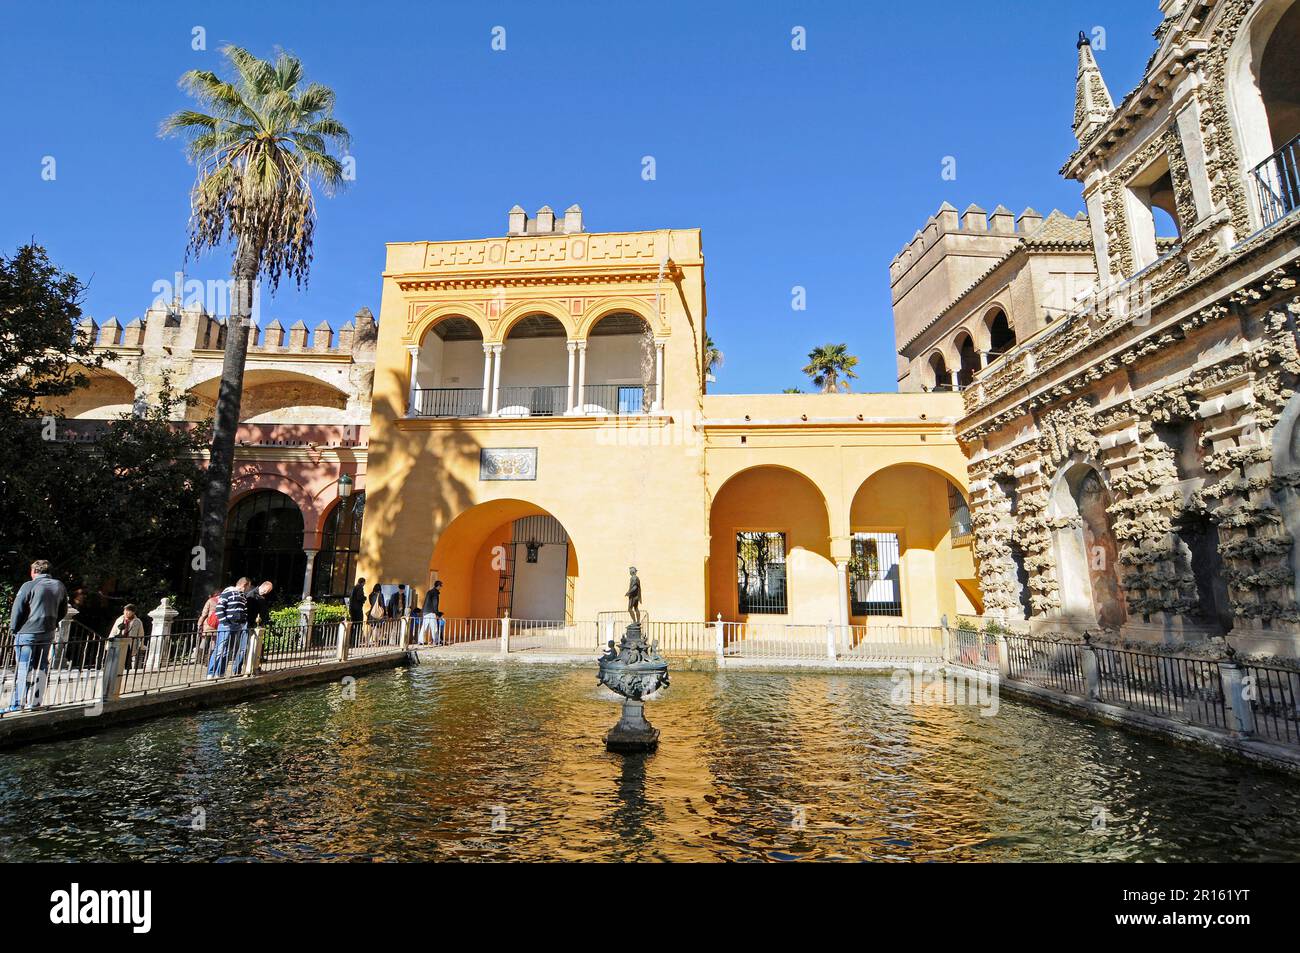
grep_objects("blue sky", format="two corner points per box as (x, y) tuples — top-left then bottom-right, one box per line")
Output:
(0, 0), (1163, 393)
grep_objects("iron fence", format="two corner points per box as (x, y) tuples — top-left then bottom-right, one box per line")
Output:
(1243, 662), (1300, 744)
(1003, 635), (1086, 694)
(1251, 132), (1300, 230)
(1093, 646), (1227, 730)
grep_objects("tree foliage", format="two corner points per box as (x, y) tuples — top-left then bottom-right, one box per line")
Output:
(0, 244), (209, 607)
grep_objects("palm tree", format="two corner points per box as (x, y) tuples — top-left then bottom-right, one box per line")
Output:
(802, 343), (859, 393)
(704, 333), (724, 380)
(162, 46), (350, 606)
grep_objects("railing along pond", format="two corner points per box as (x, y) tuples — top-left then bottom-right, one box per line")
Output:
(0, 600), (409, 719)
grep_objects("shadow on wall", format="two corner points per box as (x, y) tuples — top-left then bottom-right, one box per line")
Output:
(356, 373), (479, 600)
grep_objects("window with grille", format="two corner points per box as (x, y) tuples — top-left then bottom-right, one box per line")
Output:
(850, 532), (902, 616)
(948, 483), (972, 541)
(736, 531), (787, 614)
(313, 491), (366, 599)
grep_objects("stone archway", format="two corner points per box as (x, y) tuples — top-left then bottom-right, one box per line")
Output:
(1049, 462), (1126, 628)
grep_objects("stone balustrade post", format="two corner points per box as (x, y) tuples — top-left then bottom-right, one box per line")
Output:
(145, 598), (177, 672)
(400, 616), (411, 651)
(1080, 634), (1101, 700)
(714, 613), (725, 662)
(99, 638), (126, 704)
(1219, 653), (1256, 738)
(298, 597), (315, 652)
(500, 614), (511, 655)
(995, 632), (1011, 679)
(51, 605), (78, 669)
(245, 627), (265, 676)
(825, 620), (837, 662)
(940, 614), (953, 664)
(336, 620), (349, 662)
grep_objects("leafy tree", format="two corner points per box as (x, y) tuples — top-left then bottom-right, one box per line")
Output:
(161, 45), (351, 606)
(0, 244), (208, 612)
(802, 343), (860, 393)
(782, 387), (804, 394)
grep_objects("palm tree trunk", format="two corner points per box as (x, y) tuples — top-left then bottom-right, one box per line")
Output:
(191, 238), (257, 607)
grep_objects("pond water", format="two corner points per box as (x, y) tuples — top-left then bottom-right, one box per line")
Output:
(1, 661), (1297, 861)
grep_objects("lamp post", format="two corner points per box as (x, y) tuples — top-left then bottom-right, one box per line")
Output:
(338, 472), (354, 500)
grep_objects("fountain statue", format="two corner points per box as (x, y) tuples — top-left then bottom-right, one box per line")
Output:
(597, 567), (670, 752)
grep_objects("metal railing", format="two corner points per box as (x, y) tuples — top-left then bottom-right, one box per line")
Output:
(411, 387), (484, 418)
(1093, 646), (1227, 729)
(1251, 132), (1300, 230)
(410, 383), (659, 419)
(1243, 662), (1300, 744)
(1003, 635), (1085, 693)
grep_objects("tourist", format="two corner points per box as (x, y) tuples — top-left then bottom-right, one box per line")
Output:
(385, 585), (405, 620)
(5, 559), (68, 712)
(348, 577), (367, 645)
(207, 578), (251, 678)
(109, 604), (146, 669)
(420, 581), (443, 645)
(233, 581), (273, 673)
(409, 592), (423, 644)
(193, 589), (221, 664)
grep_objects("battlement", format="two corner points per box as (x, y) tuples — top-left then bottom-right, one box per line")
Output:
(889, 203), (1056, 288)
(77, 303), (377, 358)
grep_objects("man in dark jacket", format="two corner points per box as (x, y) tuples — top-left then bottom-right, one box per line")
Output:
(233, 581), (273, 674)
(6, 559), (68, 711)
(420, 581), (443, 644)
(348, 578), (367, 623)
(207, 577), (251, 678)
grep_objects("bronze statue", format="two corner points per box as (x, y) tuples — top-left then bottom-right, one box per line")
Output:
(626, 566), (642, 624)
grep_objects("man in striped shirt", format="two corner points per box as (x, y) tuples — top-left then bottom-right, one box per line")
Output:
(207, 577), (252, 678)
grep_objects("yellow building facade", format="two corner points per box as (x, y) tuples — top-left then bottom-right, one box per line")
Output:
(358, 207), (978, 630)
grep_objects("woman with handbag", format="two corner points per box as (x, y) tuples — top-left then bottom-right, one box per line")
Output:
(192, 590), (221, 665)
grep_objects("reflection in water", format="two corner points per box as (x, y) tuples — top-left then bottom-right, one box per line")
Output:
(1, 662), (1299, 861)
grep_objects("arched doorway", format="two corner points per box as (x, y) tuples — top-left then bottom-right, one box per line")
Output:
(499, 313), (569, 417)
(583, 310), (655, 414)
(986, 308), (1016, 357)
(1049, 463), (1126, 628)
(850, 464), (980, 625)
(224, 490), (306, 604)
(1229, 0), (1300, 227)
(313, 491), (366, 599)
(708, 466), (834, 623)
(413, 315), (486, 417)
(928, 352), (951, 392)
(429, 499), (578, 621)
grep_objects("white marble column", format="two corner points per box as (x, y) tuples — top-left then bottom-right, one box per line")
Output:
(490, 344), (503, 415)
(480, 344), (493, 415)
(302, 550), (318, 600)
(575, 342), (587, 413)
(566, 341), (577, 414)
(950, 371), (961, 391)
(653, 339), (666, 413)
(406, 345), (420, 416)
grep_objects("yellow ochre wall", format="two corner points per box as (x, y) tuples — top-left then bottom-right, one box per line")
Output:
(357, 222), (978, 625)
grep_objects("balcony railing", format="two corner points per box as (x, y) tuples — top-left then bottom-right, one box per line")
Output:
(1251, 132), (1300, 230)
(411, 383), (655, 419)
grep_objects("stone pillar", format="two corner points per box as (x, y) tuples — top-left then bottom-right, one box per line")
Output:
(576, 341), (587, 410)
(1219, 656), (1256, 737)
(825, 620), (837, 662)
(949, 371), (961, 391)
(50, 605), (78, 669)
(653, 339), (666, 412)
(490, 344), (503, 415)
(566, 341), (577, 414)
(301, 551), (317, 601)
(714, 613), (725, 662)
(406, 345), (420, 416)
(336, 620), (349, 662)
(480, 344), (493, 415)
(99, 639), (126, 704)
(145, 598), (177, 672)
(1080, 636), (1101, 700)
(500, 614), (511, 655)
(995, 632), (1011, 679)
(940, 614), (953, 664)
(835, 559), (850, 630)
(299, 596), (316, 651)
(246, 627), (264, 676)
